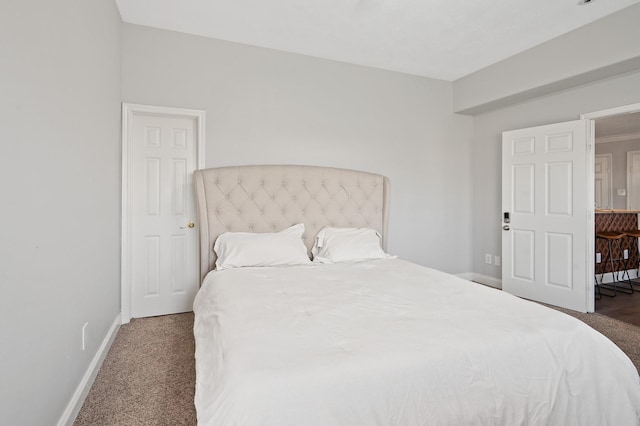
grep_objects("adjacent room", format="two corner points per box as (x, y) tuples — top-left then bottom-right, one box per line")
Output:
(2, 0), (640, 425)
(593, 112), (640, 324)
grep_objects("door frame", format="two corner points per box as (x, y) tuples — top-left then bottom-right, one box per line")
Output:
(121, 103), (206, 324)
(581, 102), (640, 312)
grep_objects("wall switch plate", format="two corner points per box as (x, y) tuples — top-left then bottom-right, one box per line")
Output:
(494, 256), (501, 266)
(624, 249), (629, 259)
(596, 253), (601, 263)
(485, 253), (492, 264)
(617, 188), (627, 196)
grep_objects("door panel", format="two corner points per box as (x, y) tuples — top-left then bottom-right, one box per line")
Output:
(131, 113), (199, 318)
(594, 155), (612, 209)
(628, 151), (640, 210)
(502, 120), (592, 312)
(546, 162), (572, 216)
(513, 165), (535, 213)
(546, 232), (572, 288)
(512, 229), (534, 281)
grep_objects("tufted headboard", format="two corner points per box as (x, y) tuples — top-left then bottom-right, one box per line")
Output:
(194, 165), (390, 282)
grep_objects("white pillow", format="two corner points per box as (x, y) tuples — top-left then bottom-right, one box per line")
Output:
(311, 226), (392, 263)
(214, 223), (311, 270)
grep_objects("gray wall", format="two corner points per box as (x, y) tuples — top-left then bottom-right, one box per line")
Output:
(0, 1), (122, 424)
(596, 138), (640, 209)
(454, 3), (640, 114)
(472, 70), (640, 279)
(122, 24), (474, 273)
(8, 4), (637, 421)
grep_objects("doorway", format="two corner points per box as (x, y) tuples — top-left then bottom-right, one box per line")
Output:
(121, 104), (206, 323)
(585, 105), (640, 326)
(501, 103), (640, 314)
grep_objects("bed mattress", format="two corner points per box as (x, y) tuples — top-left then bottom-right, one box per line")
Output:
(193, 259), (640, 425)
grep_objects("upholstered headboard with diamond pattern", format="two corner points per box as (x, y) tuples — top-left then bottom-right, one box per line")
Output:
(194, 165), (390, 282)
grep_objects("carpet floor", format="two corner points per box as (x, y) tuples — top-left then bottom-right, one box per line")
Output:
(74, 313), (196, 426)
(74, 308), (640, 426)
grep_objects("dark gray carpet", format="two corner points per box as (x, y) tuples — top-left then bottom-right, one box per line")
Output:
(74, 309), (639, 425)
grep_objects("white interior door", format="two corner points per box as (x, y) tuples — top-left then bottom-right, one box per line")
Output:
(627, 150), (640, 210)
(502, 119), (593, 312)
(129, 110), (200, 318)
(594, 154), (612, 209)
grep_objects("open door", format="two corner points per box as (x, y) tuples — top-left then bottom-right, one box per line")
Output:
(502, 119), (594, 313)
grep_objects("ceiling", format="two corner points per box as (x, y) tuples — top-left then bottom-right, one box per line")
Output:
(595, 112), (640, 143)
(115, 0), (640, 81)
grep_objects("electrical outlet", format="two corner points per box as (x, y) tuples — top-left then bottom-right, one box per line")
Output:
(596, 253), (601, 263)
(494, 256), (501, 266)
(624, 249), (629, 260)
(485, 253), (492, 265)
(82, 323), (88, 351)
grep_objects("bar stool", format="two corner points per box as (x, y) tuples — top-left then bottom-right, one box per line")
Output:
(595, 231), (633, 296)
(623, 229), (640, 289)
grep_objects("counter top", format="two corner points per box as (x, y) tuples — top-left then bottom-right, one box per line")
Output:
(595, 209), (640, 214)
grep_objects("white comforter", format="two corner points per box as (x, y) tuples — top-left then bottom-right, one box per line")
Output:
(193, 259), (640, 425)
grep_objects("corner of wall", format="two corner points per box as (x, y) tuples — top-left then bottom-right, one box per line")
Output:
(57, 315), (121, 426)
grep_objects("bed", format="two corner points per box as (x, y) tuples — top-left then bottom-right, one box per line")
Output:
(192, 165), (640, 425)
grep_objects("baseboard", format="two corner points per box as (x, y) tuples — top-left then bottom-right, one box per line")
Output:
(459, 269), (638, 289)
(456, 272), (502, 289)
(597, 268), (638, 284)
(455, 272), (475, 281)
(57, 313), (121, 426)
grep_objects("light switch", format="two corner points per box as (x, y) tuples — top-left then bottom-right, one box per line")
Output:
(617, 188), (627, 196)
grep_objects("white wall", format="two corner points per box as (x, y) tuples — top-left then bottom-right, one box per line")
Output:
(0, 1), (122, 424)
(471, 70), (640, 279)
(122, 24), (474, 273)
(453, 3), (640, 114)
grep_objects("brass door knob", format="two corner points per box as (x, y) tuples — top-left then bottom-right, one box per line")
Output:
(187, 222), (195, 228)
